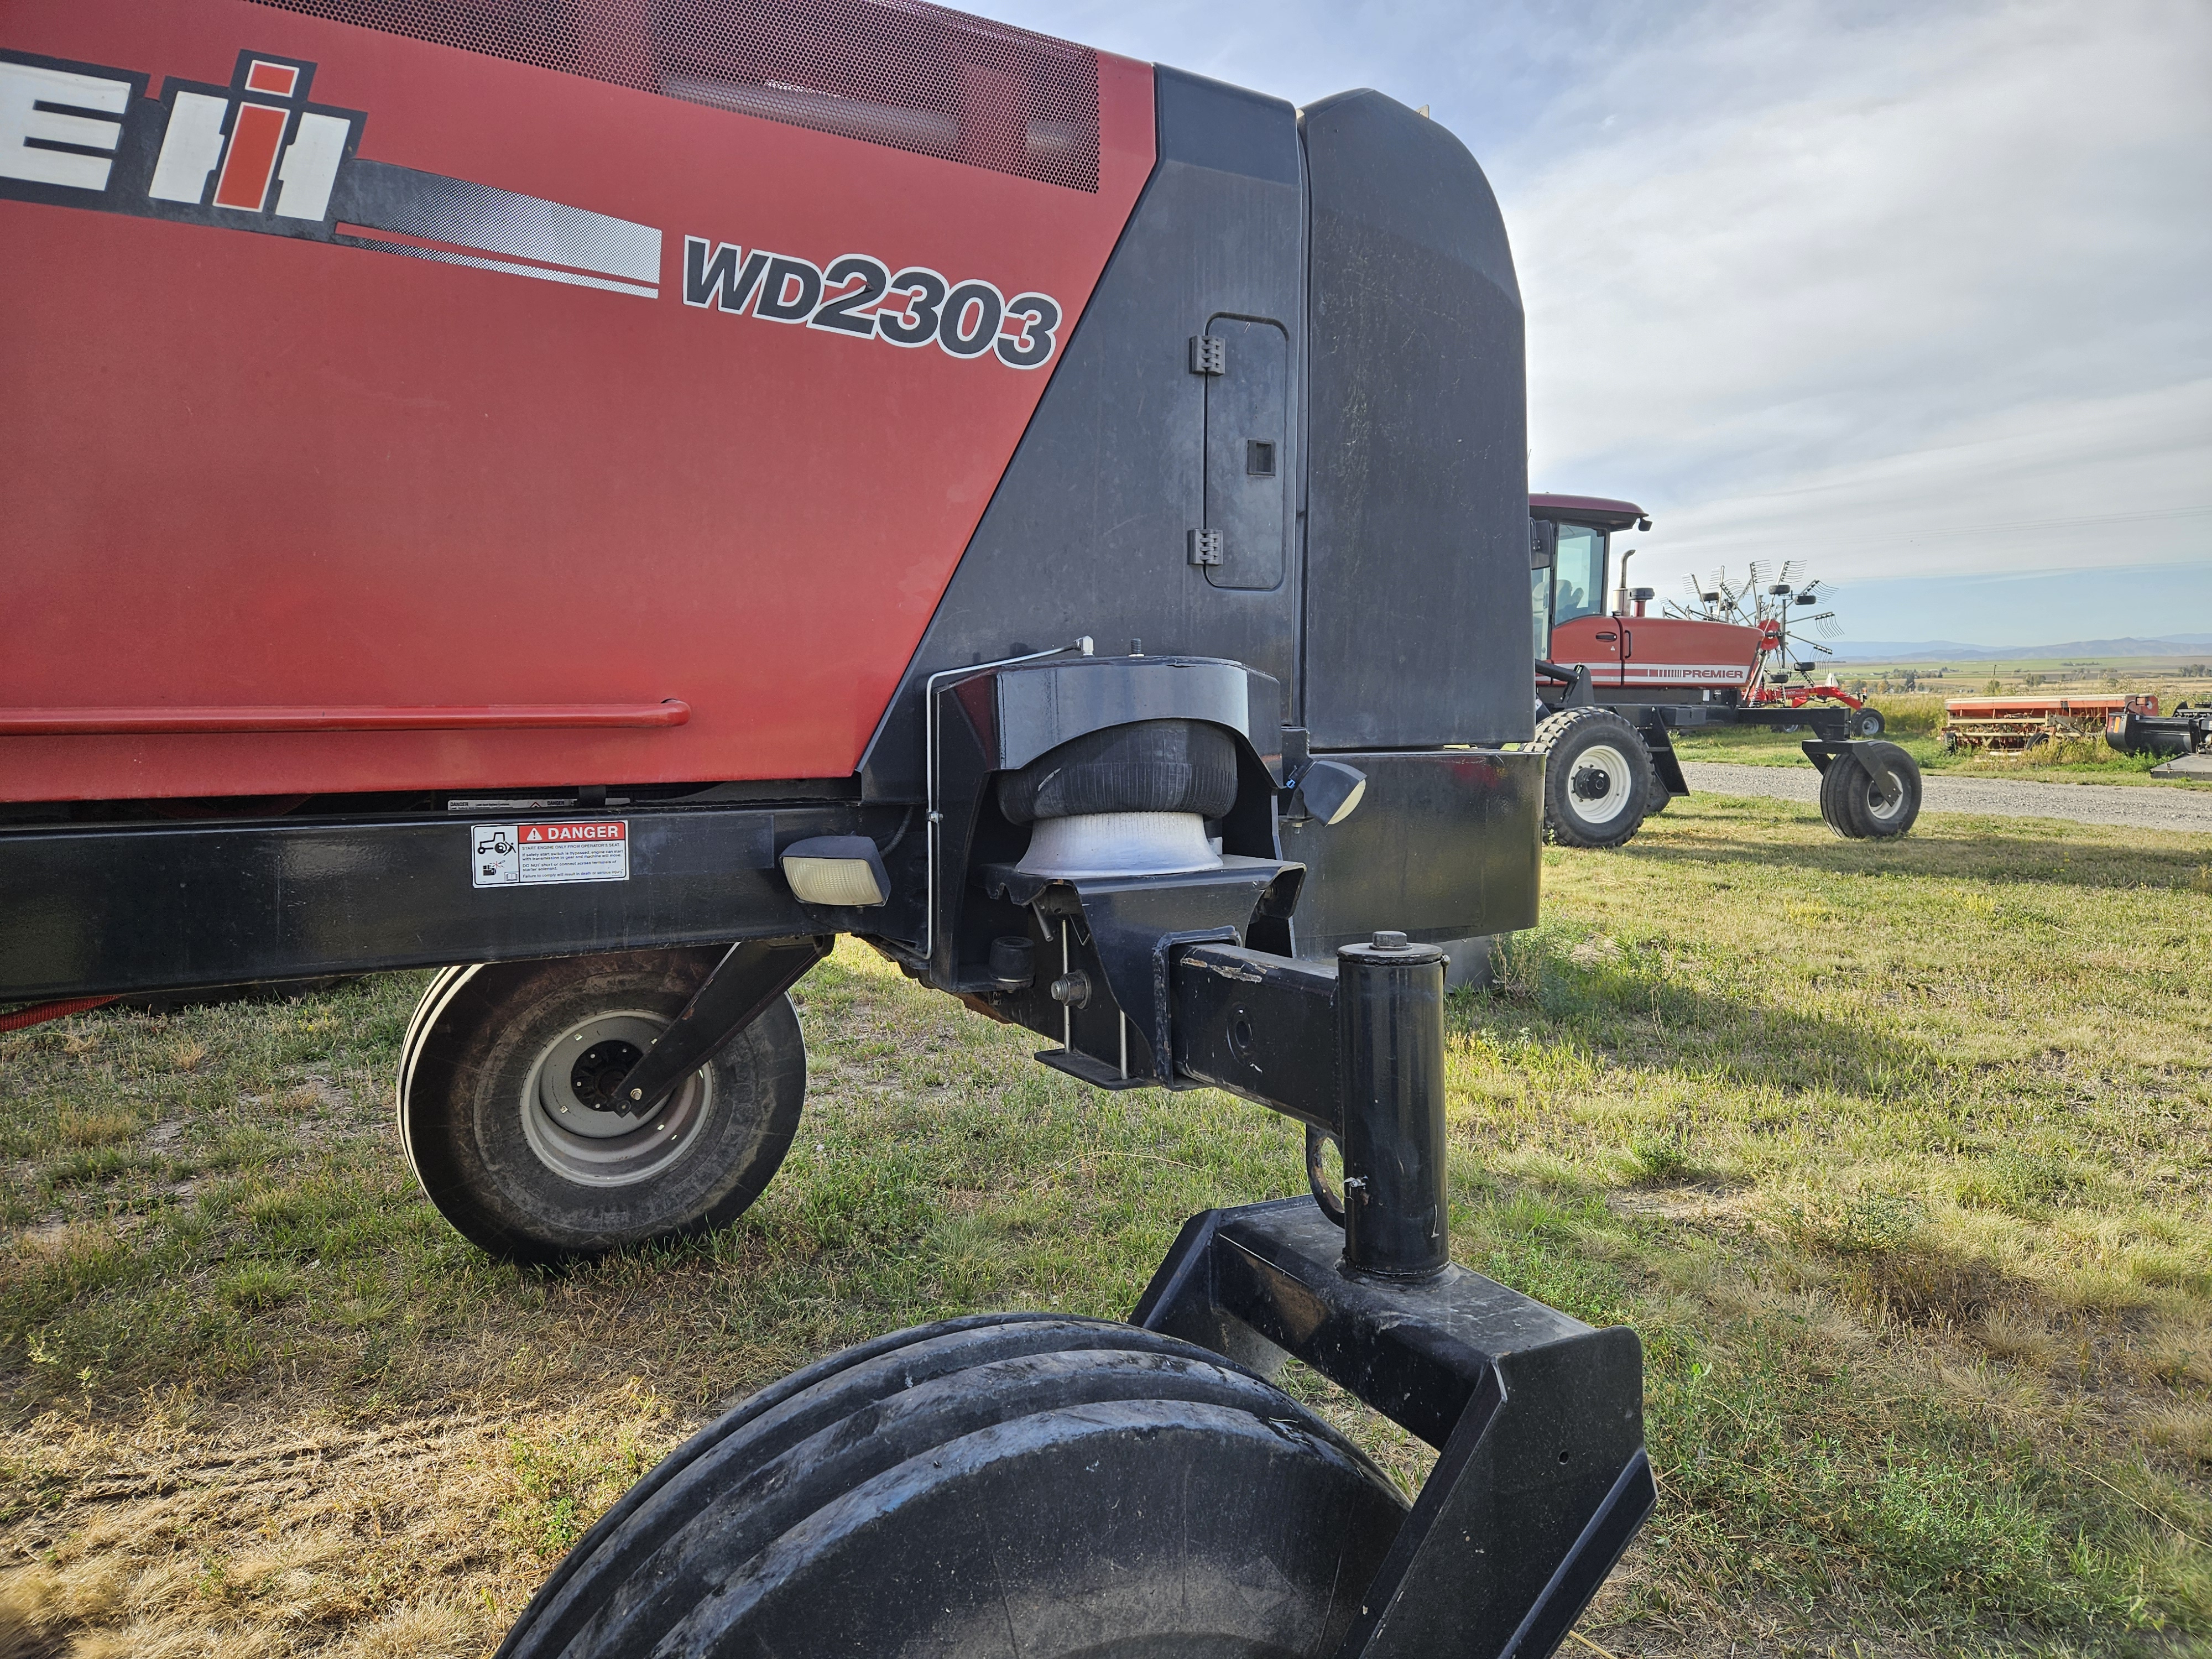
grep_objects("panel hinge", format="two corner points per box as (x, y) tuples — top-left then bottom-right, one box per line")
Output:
(1189, 335), (1225, 375)
(1188, 529), (1223, 567)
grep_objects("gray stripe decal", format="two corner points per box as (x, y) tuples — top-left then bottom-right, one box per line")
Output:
(336, 232), (658, 298)
(335, 160), (660, 285)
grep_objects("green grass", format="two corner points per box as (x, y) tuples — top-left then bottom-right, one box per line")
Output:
(2, 796), (2209, 1655)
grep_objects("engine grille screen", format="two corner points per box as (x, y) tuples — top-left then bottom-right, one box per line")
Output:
(251, 0), (1102, 191)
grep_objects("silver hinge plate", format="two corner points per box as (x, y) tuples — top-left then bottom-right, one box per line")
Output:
(1190, 335), (1225, 375)
(1188, 529), (1223, 567)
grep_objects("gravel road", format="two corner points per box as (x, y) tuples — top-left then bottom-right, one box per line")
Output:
(1681, 761), (2212, 834)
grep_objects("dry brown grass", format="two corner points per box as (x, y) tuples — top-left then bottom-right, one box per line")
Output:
(0, 1385), (683, 1658)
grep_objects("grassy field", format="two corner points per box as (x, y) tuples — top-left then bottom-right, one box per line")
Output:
(1671, 689), (2212, 786)
(3, 796), (2210, 1656)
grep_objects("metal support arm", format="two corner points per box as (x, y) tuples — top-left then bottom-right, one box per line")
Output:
(1135, 931), (1653, 1657)
(613, 933), (831, 1111)
(1135, 1199), (1651, 1659)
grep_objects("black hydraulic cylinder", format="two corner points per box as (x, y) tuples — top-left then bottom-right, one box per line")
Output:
(1337, 933), (1449, 1277)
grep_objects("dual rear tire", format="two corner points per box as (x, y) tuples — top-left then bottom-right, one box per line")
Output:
(498, 1314), (1407, 1658)
(1818, 743), (1922, 839)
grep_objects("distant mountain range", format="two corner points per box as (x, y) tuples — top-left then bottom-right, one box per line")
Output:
(1830, 635), (2212, 662)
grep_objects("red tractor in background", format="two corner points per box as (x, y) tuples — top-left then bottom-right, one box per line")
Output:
(1528, 494), (1922, 847)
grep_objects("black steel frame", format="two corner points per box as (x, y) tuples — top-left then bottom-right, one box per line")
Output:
(1133, 934), (1650, 1657)
(0, 799), (917, 1001)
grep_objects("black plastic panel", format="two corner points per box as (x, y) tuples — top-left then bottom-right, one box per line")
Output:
(1301, 92), (1529, 749)
(859, 67), (1306, 800)
(1278, 749), (1541, 956)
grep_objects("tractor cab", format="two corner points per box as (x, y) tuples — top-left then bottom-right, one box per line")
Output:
(1531, 494), (1766, 698)
(1528, 493), (1647, 664)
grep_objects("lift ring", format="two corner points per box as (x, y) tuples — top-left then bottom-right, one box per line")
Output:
(1305, 1123), (1347, 1228)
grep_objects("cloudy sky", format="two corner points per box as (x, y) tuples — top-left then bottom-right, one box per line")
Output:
(979, 0), (2211, 648)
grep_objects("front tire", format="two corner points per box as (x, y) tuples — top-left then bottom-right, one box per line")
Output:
(1533, 707), (1652, 848)
(499, 1314), (1408, 1658)
(399, 950), (806, 1263)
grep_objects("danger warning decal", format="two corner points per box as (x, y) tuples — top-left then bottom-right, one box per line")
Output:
(472, 822), (629, 888)
(0, 44), (1062, 362)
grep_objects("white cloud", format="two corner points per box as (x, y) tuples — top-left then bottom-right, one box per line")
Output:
(1516, 2), (2212, 562)
(974, 0), (2212, 634)
(1639, 377), (2212, 582)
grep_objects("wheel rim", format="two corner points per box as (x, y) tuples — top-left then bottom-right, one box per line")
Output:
(1865, 770), (1907, 822)
(520, 1010), (714, 1187)
(1568, 742), (1635, 822)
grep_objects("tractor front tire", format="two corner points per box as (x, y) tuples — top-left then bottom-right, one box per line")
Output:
(498, 1314), (1407, 1658)
(1819, 744), (1922, 840)
(399, 950), (806, 1264)
(1533, 707), (1653, 848)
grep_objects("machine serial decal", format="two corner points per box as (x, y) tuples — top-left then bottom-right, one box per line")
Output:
(0, 45), (662, 296)
(682, 237), (1062, 369)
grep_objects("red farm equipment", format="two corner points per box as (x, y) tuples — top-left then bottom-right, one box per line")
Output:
(1940, 693), (2153, 752)
(1, 2), (1650, 1652)
(1529, 495), (1922, 847)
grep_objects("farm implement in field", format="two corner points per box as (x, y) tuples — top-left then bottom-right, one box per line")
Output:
(1, 0), (1650, 1650)
(1940, 693), (2158, 753)
(1528, 497), (1921, 848)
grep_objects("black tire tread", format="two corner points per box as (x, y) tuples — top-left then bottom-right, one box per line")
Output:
(1818, 745), (1921, 839)
(400, 951), (804, 1263)
(501, 1315), (1407, 1659)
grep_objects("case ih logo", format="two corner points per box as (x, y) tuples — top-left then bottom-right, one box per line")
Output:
(1, 43), (1056, 359)
(155, 54), (356, 220)
(0, 45), (663, 298)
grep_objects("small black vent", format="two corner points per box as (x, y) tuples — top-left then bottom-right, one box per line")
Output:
(252, 0), (1102, 191)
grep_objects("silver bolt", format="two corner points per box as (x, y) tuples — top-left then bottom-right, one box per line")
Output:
(629, 1087), (643, 1100)
(1371, 930), (1408, 950)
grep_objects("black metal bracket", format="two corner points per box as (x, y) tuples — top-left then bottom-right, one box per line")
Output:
(1533, 661), (1595, 707)
(979, 859), (1305, 1087)
(1801, 736), (1910, 782)
(613, 933), (831, 1112)
(1131, 931), (1650, 1655)
(1135, 1201), (1651, 1659)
